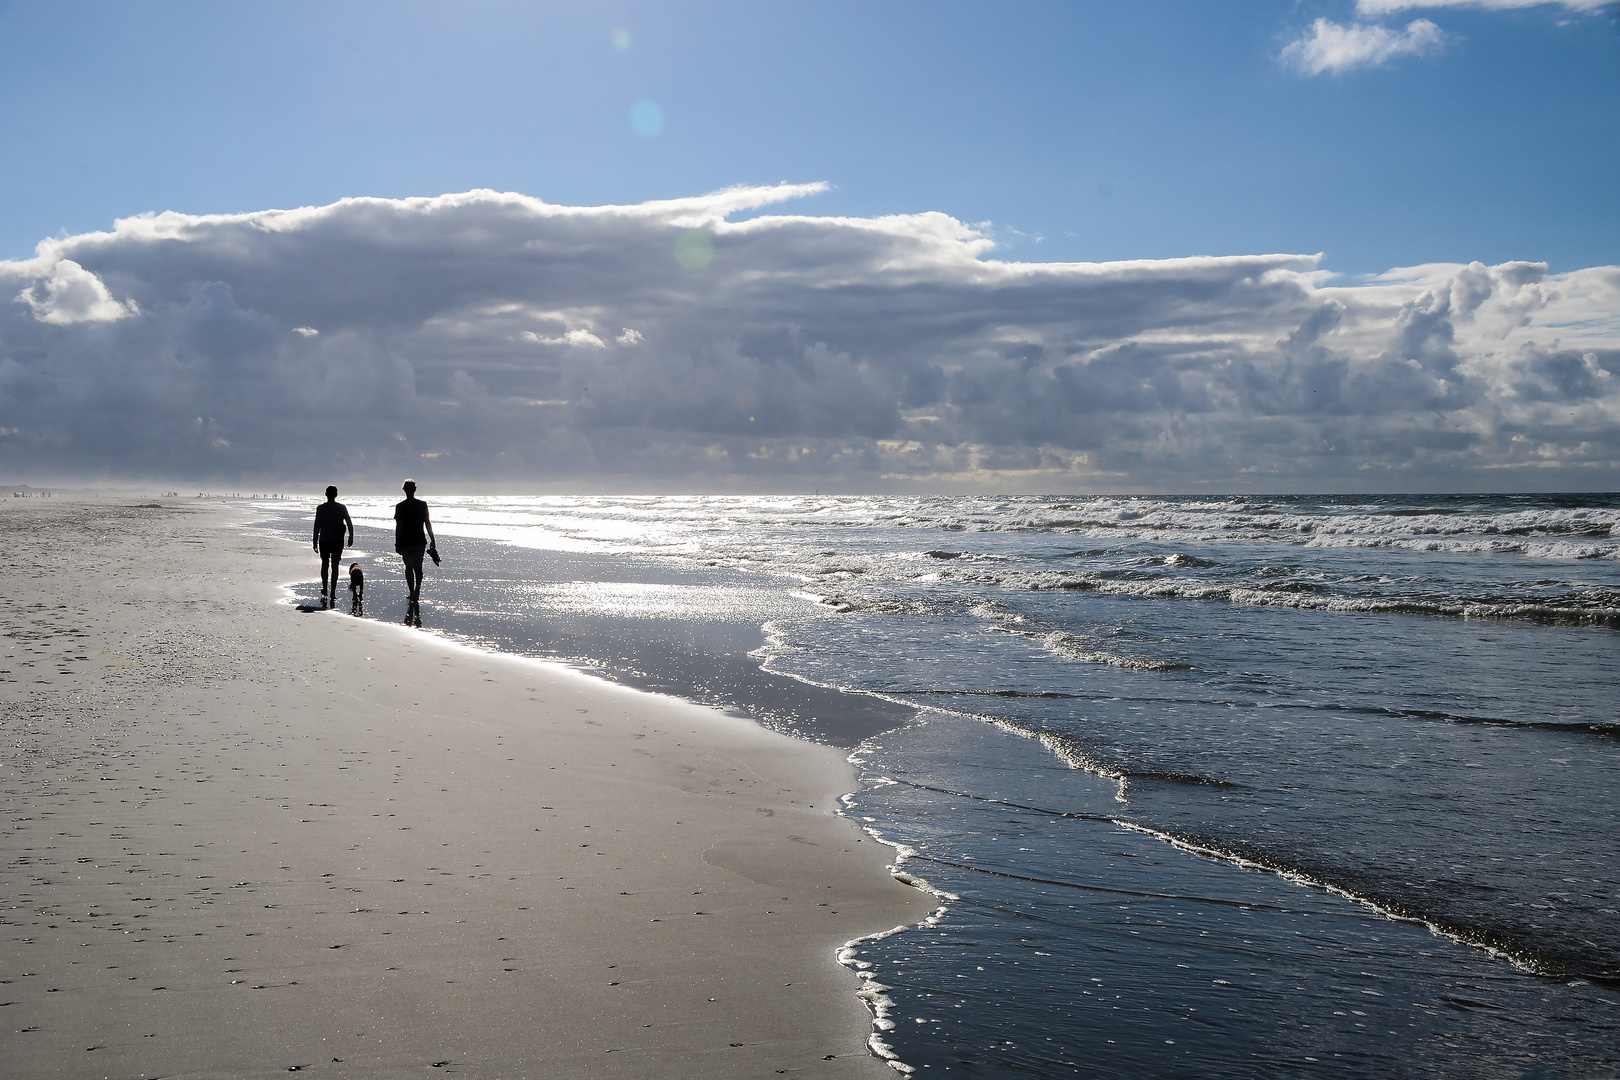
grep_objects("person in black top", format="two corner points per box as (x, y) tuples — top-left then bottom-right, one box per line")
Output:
(312, 485), (354, 606)
(394, 479), (437, 602)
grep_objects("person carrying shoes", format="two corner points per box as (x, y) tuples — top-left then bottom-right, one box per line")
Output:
(393, 478), (437, 602)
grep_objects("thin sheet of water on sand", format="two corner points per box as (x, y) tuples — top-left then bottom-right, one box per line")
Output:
(261, 511), (916, 747)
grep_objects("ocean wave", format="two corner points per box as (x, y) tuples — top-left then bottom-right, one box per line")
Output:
(1112, 823), (1589, 980)
(878, 766), (1586, 979)
(965, 598), (1024, 623)
(1272, 698), (1620, 738)
(1301, 533), (1620, 560)
(885, 688), (1083, 700)
(1369, 708), (1620, 741)
(1046, 575), (1620, 626)
(914, 712), (1234, 801)
(847, 497), (1620, 559)
(811, 563), (870, 577)
(802, 592), (954, 617)
(394, 491), (1620, 542)
(1039, 630), (1193, 672)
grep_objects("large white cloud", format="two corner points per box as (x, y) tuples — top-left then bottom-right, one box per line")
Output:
(0, 185), (1617, 491)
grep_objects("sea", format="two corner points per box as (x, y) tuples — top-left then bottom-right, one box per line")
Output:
(249, 493), (1620, 1077)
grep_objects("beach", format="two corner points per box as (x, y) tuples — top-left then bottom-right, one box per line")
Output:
(9, 491), (1619, 1078)
(241, 491), (1619, 1077)
(0, 498), (923, 1078)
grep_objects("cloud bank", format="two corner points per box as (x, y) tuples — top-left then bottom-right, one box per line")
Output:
(1, 186), (1617, 492)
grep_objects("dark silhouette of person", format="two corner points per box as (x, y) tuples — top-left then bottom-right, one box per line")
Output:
(394, 479), (436, 602)
(313, 485), (354, 606)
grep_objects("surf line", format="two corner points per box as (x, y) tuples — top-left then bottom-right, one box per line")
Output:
(878, 775), (1128, 822)
(905, 854), (1302, 911)
(882, 775), (1565, 977)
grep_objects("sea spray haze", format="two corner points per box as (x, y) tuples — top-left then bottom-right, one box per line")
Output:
(258, 491), (1620, 1076)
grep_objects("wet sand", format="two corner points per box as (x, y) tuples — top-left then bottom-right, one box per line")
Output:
(0, 498), (923, 1078)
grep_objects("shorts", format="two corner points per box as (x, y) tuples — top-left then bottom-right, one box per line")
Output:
(397, 544), (427, 572)
(319, 539), (345, 557)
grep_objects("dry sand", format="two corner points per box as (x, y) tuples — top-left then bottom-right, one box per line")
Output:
(0, 498), (925, 1078)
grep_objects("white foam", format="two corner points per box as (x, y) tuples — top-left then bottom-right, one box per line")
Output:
(838, 762), (957, 1076)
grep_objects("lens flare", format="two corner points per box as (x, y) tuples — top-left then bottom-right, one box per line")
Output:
(673, 229), (714, 271)
(629, 99), (664, 137)
(611, 27), (631, 50)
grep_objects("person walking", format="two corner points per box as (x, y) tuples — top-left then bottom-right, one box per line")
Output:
(312, 485), (354, 607)
(394, 479), (437, 602)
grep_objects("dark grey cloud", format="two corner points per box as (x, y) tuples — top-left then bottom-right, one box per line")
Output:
(1, 186), (1617, 491)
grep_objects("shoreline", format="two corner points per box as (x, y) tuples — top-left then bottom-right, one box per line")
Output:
(250, 503), (920, 749)
(250, 497), (1594, 979)
(0, 498), (924, 1078)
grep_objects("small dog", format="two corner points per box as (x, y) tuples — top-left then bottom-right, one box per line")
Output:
(348, 562), (365, 603)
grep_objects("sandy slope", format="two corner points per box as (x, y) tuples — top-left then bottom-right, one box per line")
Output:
(0, 498), (924, 1079)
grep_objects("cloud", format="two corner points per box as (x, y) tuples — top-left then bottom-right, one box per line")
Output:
(1281, 17), (1447, 75)
(15, 258), (139, 324)
(1357, 0), (1610, 14)
(520, 328), (608, 347)
(0, 186), (1617, 492)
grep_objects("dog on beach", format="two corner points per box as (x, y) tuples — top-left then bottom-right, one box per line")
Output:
(348, 562), (365, 603)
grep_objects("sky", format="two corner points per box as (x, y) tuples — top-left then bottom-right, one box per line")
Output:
(0, 0), (1616, 492)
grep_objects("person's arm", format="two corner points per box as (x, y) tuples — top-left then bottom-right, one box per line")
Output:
(343, 506), (354, 547)
(313, 506), (320, 551)
(425, 506), (436, 550)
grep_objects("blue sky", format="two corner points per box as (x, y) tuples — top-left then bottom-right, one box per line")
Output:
(1, 0), (1614, 275)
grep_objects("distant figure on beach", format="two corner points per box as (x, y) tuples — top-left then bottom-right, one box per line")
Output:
(394, 479), (437, 602)
(312, 485), (354, 606)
